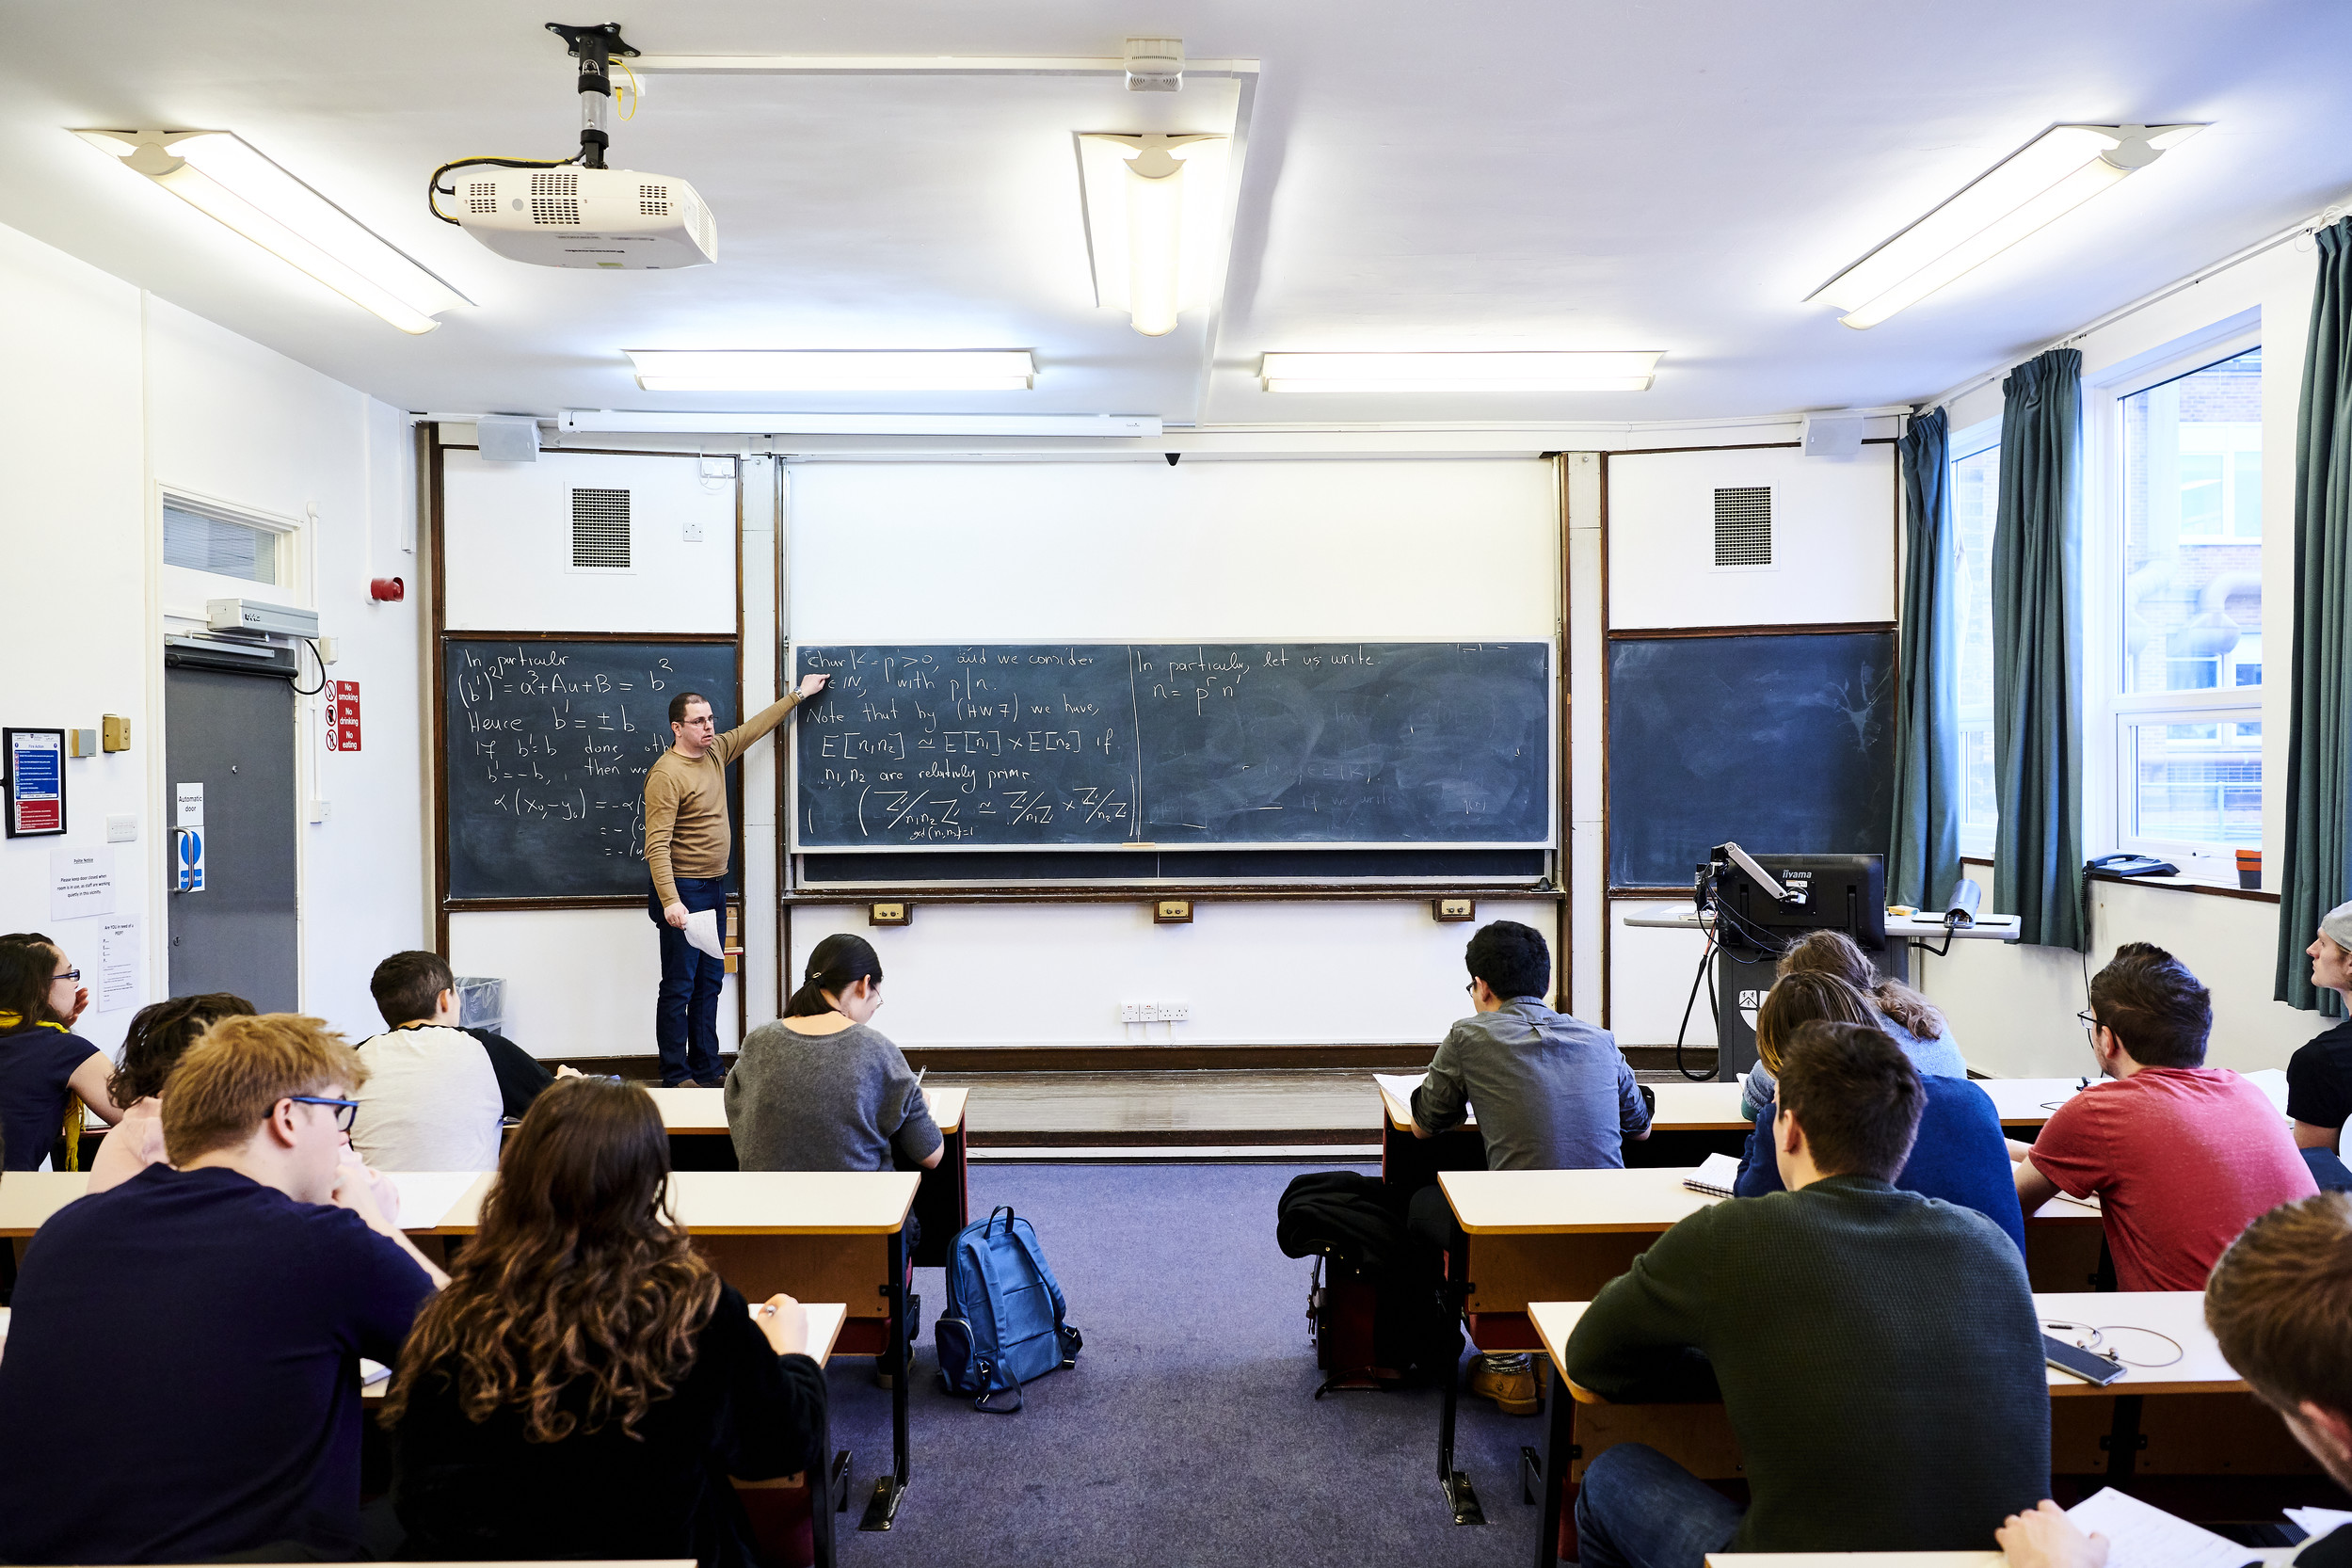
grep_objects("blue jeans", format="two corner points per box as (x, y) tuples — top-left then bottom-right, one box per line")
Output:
(649, 875), (728, 1086)
(1575, 1443), (1744, 1568)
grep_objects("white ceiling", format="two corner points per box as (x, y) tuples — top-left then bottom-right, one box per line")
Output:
(3, 0), (2349, 428)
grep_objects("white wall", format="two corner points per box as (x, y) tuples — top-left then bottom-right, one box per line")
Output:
(1607, 443), (1896, 631)
(1924, 878), (2328, 1077)
(783, 457), (1562, 1048)
(0, 224), (146, 1054)
(0, 223), (424, 1054)
(447, 906), (739, 1059)
(1918, 237), (2328, 1076)
(790, 899), (1561, 1048)
(441, 448), (736, 633)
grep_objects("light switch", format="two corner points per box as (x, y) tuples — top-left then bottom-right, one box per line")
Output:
(869, 902), (909, 927)
(1433, 897), (1476, 922)
(106, 814), (137, 843)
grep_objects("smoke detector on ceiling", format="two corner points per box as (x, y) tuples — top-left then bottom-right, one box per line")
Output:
(429, 23), (717, 270)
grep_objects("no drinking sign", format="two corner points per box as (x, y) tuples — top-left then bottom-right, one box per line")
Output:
(325, 680), (361, 752)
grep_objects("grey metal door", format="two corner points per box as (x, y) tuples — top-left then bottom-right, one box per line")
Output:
(166, 664), (298, 1010)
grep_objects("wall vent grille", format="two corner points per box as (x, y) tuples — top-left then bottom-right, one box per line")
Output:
(1713, 487), (1773, 568)
(570, 488), (631, 569)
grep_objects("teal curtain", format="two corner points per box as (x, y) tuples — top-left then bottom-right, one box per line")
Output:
(1889, 407), (1960, 912)
(1992, 349), (2086, 951)
(2278, 219), (2352, 1016)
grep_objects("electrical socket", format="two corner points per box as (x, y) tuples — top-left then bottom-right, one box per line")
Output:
(682, 520), (705, 543)
(1119, 1002), (1144, 1023)
(1165, 1002), (1189, 1021)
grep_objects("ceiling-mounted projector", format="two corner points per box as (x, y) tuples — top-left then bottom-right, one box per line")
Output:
(429, 22), (717, 270)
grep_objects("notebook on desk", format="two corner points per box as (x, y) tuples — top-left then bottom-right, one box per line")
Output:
(1684, 1152), (1740, 1198)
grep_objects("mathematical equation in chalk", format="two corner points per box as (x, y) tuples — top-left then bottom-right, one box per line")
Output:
(442, 642), (744, 897)
(792, 642), (1553, 850)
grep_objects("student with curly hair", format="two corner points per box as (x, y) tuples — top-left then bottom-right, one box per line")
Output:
(86, 990), (256, 1192)
(385, 1076), (824, 1568)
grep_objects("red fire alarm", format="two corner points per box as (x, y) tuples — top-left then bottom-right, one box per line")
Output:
(325, 680), (362, 752)
(369, 576), (405, 602)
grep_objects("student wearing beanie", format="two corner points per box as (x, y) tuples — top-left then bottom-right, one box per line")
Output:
(2288, 901), (2352, 1158)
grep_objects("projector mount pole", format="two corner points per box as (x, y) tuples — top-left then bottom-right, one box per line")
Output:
(545, 22), (638, 170)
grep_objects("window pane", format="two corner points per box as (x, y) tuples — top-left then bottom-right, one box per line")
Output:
(2130, 721), (2262, 846)
(1960, 726), (1997, 828)
(1951, 443), (1998, 715)
(2120, 346), (2262, 694)
(161, 504), (276, 585)
(2232, 451), (2263, 539)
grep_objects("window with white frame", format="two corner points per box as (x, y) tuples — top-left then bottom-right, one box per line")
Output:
(2110, 343), (2264, 873)
(1948, 417), (2000, 859)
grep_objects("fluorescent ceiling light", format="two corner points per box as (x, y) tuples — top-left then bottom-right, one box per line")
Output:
(1812, 123), (2206, 329)
(73, 129), (468, 335)
(561, 410), (1160, 437)
(625, 349), (1036, 392)
(1258, 351), (1665, 392)
(1078, 133), (1231, 337)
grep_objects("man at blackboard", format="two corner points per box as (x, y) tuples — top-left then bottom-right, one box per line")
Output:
(645, 675), (830, 1086)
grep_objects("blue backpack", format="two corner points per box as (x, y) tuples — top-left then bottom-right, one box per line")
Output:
(935, 1206), (1082, 1413)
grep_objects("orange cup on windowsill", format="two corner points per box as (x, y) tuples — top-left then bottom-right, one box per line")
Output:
(2237, 848), (2262, 891)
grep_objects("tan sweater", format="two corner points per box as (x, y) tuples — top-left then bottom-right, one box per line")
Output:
(644, 694), (800, 905)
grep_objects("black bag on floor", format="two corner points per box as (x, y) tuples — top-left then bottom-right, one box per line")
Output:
(1278, 1172), (1461, 1394)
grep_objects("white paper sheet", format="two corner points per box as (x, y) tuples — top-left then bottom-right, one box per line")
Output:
(2287, 1507), (2352, 1541)
(1373, 1071), (1473, 1127)
(383, 1171), (487, 1231)
(1684, 1151), (1740, 1196)
(684, 906), (726, 960)
(2065, 1486), (2257, 1567)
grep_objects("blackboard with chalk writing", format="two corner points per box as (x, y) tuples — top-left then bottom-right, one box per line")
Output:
(790, 641), (1552, 851)
(442, 639), (738, 900)
(1605, 631), (1896, 889)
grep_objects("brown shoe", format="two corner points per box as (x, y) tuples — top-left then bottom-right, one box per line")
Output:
(1466, 1352), (1540, 1416)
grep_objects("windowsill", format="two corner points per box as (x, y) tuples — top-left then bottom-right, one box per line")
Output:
(1961, 855), (2279, 904)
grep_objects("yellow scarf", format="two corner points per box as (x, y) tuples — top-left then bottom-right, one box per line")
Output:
(0, 1012), (66, 1032)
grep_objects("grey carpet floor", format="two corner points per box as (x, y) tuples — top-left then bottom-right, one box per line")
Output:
(820, 1161), (1550, 1568)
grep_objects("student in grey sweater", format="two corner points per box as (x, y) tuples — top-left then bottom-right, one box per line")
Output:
(727, 934), (941, 1175)
(1564, 1021), (2047, 1567)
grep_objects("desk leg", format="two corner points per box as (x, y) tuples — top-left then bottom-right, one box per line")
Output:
(811, 1389), (837, 1568)
(2103, 1394), (2145, 1488)
(1436, 1239), (1483, 1526)
(860, 1222), (912, 1531)
(1536, 1388), (1574, 1568)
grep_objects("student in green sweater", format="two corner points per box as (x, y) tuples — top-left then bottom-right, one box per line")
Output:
(1563, 1021), (2049, 1567)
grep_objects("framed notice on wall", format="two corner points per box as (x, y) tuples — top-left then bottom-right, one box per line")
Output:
(5, 727), (66, 837)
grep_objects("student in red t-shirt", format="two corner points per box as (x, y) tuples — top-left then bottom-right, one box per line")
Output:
(2011, 942), (2315, 1292)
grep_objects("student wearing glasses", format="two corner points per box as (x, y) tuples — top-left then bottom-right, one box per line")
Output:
(0, 933), (121, 1170)
(0, 1014), (444, 1564)
(2011, 942), (2314, 1291)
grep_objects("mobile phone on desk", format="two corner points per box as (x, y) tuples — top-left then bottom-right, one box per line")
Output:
(2043, 1334), (2127, 1385)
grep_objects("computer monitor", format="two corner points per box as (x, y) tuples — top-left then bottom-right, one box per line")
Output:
(1712, 851), (1886, 954)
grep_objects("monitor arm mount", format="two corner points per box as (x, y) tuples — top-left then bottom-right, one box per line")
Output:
(546, 22), (639, 169)
(1714, 841), (1802, 904)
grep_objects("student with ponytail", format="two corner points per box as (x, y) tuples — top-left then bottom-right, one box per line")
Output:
(727, 935), (940, 1175)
